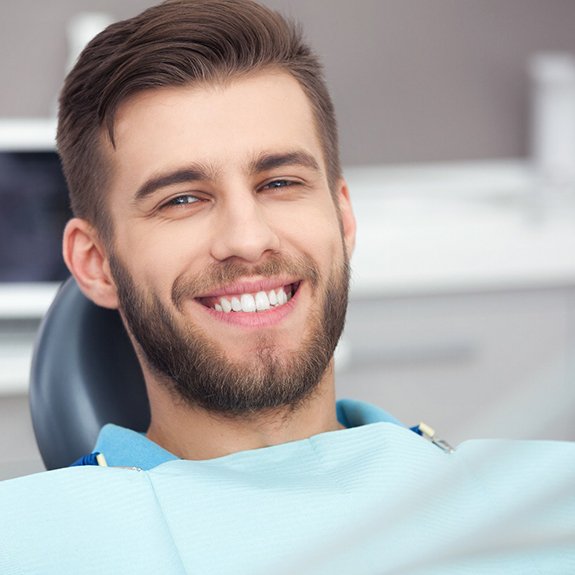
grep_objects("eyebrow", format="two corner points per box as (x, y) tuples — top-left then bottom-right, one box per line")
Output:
(249, 151), (321, 175)
(134, 165), (213, 202)
(133, 150), (321, 203)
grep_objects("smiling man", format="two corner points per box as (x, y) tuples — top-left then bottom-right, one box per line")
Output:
(64, 69), (355, 458)
(1, 1), (574, 573)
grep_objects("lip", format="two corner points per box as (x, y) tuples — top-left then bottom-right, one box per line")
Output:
(195, 281), (302, 328)
(195, 277), (299, 299)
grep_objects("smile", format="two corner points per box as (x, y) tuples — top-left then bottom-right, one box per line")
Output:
(197, 282), (300, 314)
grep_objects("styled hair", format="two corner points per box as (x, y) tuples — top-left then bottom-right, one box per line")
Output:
(57, 0), (340, 240)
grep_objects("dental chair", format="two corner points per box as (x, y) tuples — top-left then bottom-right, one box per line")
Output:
(29, 277), (150, 470)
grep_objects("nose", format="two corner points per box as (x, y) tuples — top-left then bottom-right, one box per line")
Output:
(210, 192), (281, 263)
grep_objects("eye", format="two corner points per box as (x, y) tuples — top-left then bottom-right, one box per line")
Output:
(160, 194), (202, 209)
(260, 179), (299, 191)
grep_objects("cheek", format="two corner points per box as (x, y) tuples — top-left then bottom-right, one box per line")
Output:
(114, 225), (202, 294)
(276, 208), (343, 265)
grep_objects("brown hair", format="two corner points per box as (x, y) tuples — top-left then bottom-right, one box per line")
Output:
(57, 0), (341, 241)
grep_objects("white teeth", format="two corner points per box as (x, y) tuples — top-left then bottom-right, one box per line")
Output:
(213, 284), (296, 312)
(255, 291), (271, 311)
(240, 293), (256, 312)
(268, 289), (278, 306)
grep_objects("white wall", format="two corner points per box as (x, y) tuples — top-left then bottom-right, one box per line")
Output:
(3, 0), (575, 164)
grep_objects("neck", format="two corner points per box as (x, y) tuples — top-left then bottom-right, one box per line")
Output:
(144, 364), (343, 460)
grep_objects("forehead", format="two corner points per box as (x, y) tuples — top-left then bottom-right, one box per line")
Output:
(104, 71), (325, 193)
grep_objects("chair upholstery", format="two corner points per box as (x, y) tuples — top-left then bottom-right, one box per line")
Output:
(29, 277), (150, 470)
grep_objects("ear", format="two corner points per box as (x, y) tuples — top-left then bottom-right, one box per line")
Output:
(62, 218), (119, 309)
(335, 179), (356, 257)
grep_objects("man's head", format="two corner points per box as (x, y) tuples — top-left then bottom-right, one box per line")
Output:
(60, 1), (355, 417)
(57, 0), (341, 243)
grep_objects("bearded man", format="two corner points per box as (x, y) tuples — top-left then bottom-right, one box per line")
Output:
(1, 1), (574, 573)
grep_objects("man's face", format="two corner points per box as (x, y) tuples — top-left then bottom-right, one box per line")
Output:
(103, 71), (355, 414)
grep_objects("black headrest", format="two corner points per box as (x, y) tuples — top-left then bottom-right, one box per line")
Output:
(29, 277), (150, 470)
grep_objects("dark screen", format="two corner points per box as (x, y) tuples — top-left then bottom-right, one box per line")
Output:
(0, 151), (73, 282)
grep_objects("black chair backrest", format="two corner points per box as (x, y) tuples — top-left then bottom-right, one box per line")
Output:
(29, 277), (150, 470)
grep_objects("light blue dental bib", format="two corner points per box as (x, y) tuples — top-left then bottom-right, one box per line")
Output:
(1, 399), (574, 574)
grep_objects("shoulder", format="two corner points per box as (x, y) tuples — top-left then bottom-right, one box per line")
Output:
(455, 438), (575, 501)
(0, 466), (182, 574)
(0, 466), (150, 519)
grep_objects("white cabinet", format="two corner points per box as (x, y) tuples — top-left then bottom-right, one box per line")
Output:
(0, 395), (44, 480)
(337, 287), (575, 444)
(0, 318), (44, 480)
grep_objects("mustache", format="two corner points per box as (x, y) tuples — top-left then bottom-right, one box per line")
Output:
(171, 253), (320, 309)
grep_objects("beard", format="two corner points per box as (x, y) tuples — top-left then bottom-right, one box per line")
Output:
(108, 249), (350, 416)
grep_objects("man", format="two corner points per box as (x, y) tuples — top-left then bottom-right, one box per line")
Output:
(60, 0), (356, 464)
(1, 1), (574, 573)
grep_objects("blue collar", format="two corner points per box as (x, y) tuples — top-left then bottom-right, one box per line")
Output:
(92, 398), (403, 470)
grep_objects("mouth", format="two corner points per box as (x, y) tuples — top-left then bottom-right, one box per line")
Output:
(196, 281), (301, 314)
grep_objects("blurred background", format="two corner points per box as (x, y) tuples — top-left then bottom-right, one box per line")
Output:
(1, 0), (575, 479)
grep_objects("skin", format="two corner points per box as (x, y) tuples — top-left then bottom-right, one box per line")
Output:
(63, 70), (356, 460)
